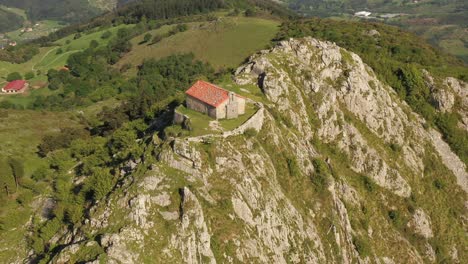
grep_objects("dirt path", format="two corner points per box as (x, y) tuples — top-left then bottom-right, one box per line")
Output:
(38, 50), (78, 69)
(32, 47), (59, 71)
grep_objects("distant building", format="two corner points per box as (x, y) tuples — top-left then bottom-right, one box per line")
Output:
(2, 80), (28, 94)
(185, 80), (245, 119)
(25, 28), (33, 32)
(9, 41), (17, 47)
(355, 11), (372, 17)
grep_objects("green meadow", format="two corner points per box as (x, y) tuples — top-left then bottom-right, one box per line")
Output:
(0, 24), (132, 83)
(117, 16), (280, 71)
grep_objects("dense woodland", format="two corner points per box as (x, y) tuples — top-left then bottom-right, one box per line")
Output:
(0, 44), (39, 63)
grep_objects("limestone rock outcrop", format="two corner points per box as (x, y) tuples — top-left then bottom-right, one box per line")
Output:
(47, 38), (468, 264)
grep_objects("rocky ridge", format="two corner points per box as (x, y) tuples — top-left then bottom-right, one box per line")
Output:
(48, 38), (467, 264)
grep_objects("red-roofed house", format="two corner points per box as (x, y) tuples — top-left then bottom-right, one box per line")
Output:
(2, 80), (28, 94)
(185, 80), (245, 119)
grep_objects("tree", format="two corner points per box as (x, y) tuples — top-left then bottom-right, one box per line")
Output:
(176, 24), (188, 32)
(39, 127), (90, 156)
(87, 169), (114, 200)
(6, 72), (22, 81)
(0, 158), (15, 196)
(101, 31), (112, 39)
(8, 157), (24, 189)
(25, 71), (35, 80)
(245, 8), (256, 17)
(143, 33), (152, 43)
(89, 40), (99, 49)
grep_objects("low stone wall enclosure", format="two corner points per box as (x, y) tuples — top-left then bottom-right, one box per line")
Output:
(160, 103), (265, 176)
(185, 102), (265, 143)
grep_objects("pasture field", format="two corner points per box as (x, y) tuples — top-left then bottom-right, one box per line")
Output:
(117, 17), (280, 71)
(0, 24), (132, 86)
(0, 110), (82, 176)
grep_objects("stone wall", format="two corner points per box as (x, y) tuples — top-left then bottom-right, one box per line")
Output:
(186, 96), (216, 118)
(237, 96), (246, 115)
(186, 103), (265, 143)
(215, 100), (227, 119)
(173, 111), (189, 125)
(226, 100), (239, 119)
(223, 103), (264, 137)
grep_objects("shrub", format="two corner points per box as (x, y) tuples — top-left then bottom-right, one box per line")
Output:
(89, 40), (99, 49)
(101, 31), (112, 39)
(89, 170), (114, 201)
(143, 33), (152, 43)
(244, 128), (257, 138)
(388, 210), (403, 228)
(16, 189), (34, 205)
(389, 142), (402, 153)
(176, 24), (188, 32)
(25, 71), (35, 80)
(433, 179), (445, 190)
(353, 236), (371, 257)
(245, 8), (256, 17)
(6, 72), (22, 81)
(362, 175), (375, 192)
(287, 156), (301, 177)
(311, 158), (330, 191)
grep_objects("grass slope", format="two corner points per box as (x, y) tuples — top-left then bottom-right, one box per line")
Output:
(0, 110), (81, 176)
(0, 24), (131, 92)
(117, 16), (280, 71)
(0, 110), (83, 262)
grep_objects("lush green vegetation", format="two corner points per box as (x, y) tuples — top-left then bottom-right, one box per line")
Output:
(286, 0), (468, 62)
(118, 16), (280, 71)
(1, 0), (466, 262)
(0, 44), (39, 63)
(0, 1), (285, 262)
(0, 109), (85, 260)
(275, 18), (468, 164)
(22, 53), (215, 262)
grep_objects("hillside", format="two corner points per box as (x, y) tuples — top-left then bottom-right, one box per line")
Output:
(286, 0), (468, 62)
(0, 1), (467, 263)
(117, 16), (280, 71)
(35, 37), (467, 263)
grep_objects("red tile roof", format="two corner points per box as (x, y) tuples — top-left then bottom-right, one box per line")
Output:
(185, 80), (230, 107)
(3, 80), (26, 91)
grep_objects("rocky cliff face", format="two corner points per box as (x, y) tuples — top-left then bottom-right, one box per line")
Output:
(48, 38), (467, 263)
